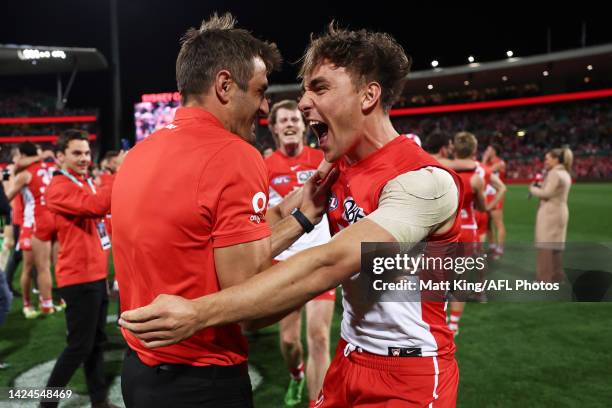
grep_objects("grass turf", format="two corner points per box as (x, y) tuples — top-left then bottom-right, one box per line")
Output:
(1, 183), (611, 407)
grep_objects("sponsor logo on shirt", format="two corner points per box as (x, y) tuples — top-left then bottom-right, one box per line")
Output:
(296, 170), (316, 185)
(250, 192), (267, 224)
(272, 175), (291, 185)
(342, 197), (365, 224)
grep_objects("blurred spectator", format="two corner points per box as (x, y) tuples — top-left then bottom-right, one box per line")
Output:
(396, 99), (612, 180)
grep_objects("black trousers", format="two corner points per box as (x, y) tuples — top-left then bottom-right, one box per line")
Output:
(4, 224), (21, 292)
(121, 348), (254, 408)
(43, 279), (109, 407)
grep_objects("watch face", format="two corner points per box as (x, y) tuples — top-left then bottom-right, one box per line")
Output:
(291, 208), (299, 215)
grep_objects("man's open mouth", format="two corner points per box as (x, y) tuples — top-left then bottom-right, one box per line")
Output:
(309, 120), (329, 145)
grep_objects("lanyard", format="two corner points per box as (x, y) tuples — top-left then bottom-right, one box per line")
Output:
(60, 169), (97, 194)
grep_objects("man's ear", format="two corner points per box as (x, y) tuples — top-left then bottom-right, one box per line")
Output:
(215, 70), (234, 104)
(361, 81), (382, 113)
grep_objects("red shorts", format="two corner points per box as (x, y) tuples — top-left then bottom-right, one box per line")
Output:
(18, 226), (33, 251)
(33, 212), (56, 242)
(459, 228), (480, 257)
(273, 260), (336, 301)
(486, 194), (504, 211)
(316, 338), (458, 408)
(475, 210), (489, 236)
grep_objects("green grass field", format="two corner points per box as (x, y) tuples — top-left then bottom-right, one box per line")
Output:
(1, 184), (611, 407)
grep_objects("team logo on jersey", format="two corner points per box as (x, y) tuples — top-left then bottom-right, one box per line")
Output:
(250, 192), (267, 224)
(342, 196), (365, 224)
(328, 193), (339, 211)
(296, 170), (316, 184)
(387, 346), (422, 357)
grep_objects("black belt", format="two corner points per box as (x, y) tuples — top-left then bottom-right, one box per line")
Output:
(128, 348), (249, 379)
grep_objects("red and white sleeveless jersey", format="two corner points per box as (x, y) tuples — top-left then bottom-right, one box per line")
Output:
(476, 161), (496, 198)
(265, 146), (331, 260)
(327, 136), (463, 358)
(455, 167), (480, 231)
(21, 161), (55, 228)
(490, 157), (506, 180)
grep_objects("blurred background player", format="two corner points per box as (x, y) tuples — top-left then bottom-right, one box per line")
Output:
(483, 143), (507, 259)
(446, 132), (505, 335)
(5, 142), (57, 317)
(423, 129), (453, 164)
(265, 100), (333, 407)
(1, 150), (22, 296)
(529, 147), (573, 283)
(0, 163), (12, 368)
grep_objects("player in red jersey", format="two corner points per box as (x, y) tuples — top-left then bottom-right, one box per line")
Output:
(122, 24), (464, 407)
(445, 132), (503, 335)
(483, 143), (507, 258)
(474, 163), (506, 243)
(266, 100), (334, 407)
(5, 142), (57, 317)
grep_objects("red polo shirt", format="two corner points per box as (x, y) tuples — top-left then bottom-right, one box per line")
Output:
(112, 107), (271, 367)
(45, 169), (112, 287)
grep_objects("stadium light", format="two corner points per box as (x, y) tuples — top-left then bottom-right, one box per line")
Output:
(543, 70), (549, 77)
(506, 50), (514, 58)
(584, 77), (591, 83)
(464, 80), (470, 86)
(431, 60), (439, 68)
(517, 130), (526, 137)
(502, 75), (508, 82)
(587, 64), (593, 71)
(468, 56), (475, 63)
(427, 84), (434, 90)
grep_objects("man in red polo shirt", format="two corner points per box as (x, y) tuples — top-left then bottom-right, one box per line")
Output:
(42, 129), (117, 408)
(112, 13), (334, 408)
(122, 24), (463, 407)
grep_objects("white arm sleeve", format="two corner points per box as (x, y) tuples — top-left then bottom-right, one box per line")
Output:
(366, 167), (458, 243)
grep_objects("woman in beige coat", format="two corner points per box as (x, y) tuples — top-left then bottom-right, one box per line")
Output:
(529, 147), (573, 282)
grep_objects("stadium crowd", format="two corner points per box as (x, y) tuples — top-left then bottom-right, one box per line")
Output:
(394, 100), (612, 180)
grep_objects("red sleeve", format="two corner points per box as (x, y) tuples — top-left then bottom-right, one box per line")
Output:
(46, 177), (112, 217)
(99, 173), (115, 188)
(198, 141), (271, 248)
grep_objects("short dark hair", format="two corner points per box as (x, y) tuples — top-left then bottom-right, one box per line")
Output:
(268, 99), (302, 128)
(57, 129), (89, 153)
(176, 12), (282, 104)
(103, 150), (119, 161)
(18, 142), (38, 157)
(299, 23), (412, 111)
(423, 130), (452, 154)
(490, 143), (503, 155)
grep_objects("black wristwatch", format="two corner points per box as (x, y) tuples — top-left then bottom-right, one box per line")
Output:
(291, 208), (315, 233)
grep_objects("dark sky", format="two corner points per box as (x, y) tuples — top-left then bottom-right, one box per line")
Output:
(1, 1), (610, 150)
